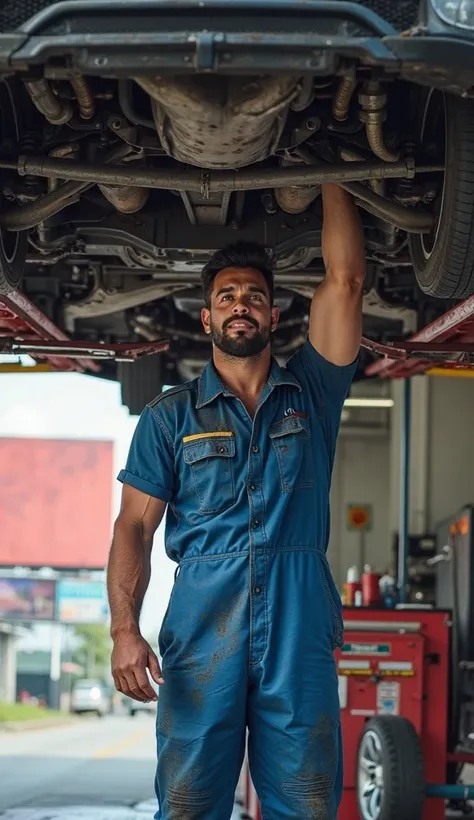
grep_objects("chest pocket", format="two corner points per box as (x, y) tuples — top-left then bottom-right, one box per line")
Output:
(183, 434), (236, 514)
(269, 415), (314, 492)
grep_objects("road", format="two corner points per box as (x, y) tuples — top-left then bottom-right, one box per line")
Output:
(0, 713), (244, 820)
(1, 712), (472, 820)
(0, 713), (158, 820)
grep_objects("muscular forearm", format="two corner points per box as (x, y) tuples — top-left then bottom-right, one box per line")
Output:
(309, 184), (365, 365)
(107, 518), (152, 639)
(321, 183), (365, 285)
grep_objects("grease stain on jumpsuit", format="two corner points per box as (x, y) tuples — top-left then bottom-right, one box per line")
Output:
(192, 405), (234, 438)
(201, 594), (243, 640)
(163, 592), (246, 719)
(195, 593), (246, 688)
(281, 714), (336, 819)
(215, 606), (231, 639)
(167, 782), (212, 819)
(161, 741), (212, 820)
(158, 700), (173, 738)
(189, 687), (204, 709)
(195, 633), (240, 687)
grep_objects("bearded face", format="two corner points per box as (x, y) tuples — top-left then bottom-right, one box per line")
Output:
(201, 267), (279, 359)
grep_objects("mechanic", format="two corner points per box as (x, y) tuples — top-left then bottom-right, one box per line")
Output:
(107, 182), (365, 820)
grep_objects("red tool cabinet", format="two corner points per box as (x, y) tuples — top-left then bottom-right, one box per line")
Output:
(241, 608), (450, 820)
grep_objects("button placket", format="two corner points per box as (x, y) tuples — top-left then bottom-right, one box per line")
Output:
(248, 430), (267, 665)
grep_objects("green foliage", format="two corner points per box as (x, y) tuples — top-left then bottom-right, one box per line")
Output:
(0, 701), (63, 721)
(71, 624), (112, 679)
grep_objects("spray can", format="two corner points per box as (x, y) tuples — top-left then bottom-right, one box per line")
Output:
(342, 565), (361, 606)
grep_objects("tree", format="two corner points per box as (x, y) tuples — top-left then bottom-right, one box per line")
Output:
(71, 624), (112, 680)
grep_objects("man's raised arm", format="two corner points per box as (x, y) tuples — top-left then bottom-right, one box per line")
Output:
(309, 183), (366, 366)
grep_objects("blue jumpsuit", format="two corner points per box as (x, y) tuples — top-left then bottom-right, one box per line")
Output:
(118, 340), (356, 820)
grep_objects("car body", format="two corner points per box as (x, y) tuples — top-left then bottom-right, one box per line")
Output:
(1, 0), (474, 408)
(70, 678), (113, 716)
(122, 694), (158, 717)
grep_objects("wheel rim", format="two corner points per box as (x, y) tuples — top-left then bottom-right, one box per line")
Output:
(357, 730), (385, 820)
(420, 89), (446, 261)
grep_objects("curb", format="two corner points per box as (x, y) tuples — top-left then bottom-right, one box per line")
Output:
(0, 716), (78, 732)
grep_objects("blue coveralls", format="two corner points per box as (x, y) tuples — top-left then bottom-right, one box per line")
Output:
(118, 339), (356, 820)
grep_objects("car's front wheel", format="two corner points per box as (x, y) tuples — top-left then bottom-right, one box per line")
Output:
(0, 79), (28, 296)
(409, 90), (474, 299)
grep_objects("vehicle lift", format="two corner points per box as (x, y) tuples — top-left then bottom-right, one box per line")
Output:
(3, 288), (474, 819)
(0, 288), (169, 372)
(4, 282), (474, 374)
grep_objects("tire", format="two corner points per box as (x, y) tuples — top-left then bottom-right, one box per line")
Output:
(117, 353), (164, 415)
(0, 79), (28, 295)
(356, 715), (425, 820)
(0, 228), (27, 295)
(409, 90), (474, 299)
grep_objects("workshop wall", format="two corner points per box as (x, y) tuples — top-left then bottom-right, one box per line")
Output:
(428, 375), (474, 528)
(389, 375), (474, 541)
(328, 434), (391, 586)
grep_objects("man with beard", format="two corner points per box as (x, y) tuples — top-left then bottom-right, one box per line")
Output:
(108, 183), (365, 820)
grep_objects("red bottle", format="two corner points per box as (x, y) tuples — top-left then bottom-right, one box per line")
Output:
(361, 568), (381, 606)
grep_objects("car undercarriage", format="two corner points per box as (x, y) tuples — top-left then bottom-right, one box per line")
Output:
(1, 0), (474, 411)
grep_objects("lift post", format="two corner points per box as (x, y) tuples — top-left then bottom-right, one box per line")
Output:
(398, 378), (411, 604)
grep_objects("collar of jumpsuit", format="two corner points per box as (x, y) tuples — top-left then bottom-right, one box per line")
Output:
(195, 352), (302, 408)
(118, 338), (357, 820)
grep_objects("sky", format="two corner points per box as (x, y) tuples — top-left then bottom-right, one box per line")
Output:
(0, 364), (176, 652)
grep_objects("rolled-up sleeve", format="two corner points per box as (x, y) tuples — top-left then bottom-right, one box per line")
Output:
(117, 406), (174, 502)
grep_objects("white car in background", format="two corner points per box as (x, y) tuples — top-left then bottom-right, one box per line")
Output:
(123, 694), (158, 717)
(71, 679), (113, 717)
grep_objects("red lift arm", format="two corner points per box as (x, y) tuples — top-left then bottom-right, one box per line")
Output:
(364, 294), (474, 378)
(2, 288), (474, 377)
(0, 290), (168, 371)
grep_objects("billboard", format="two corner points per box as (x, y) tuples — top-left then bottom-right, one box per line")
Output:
(0, 577), (56, 621)
(0, 438), (113, 569)
(57, 579), (109, 624)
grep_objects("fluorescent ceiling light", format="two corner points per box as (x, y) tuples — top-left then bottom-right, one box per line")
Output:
(344, 397), (394, 408)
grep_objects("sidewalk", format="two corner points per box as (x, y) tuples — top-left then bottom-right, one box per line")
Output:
(0, 715), (77, 732)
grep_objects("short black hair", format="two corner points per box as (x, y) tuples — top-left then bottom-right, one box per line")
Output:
(201, 241), (274, 308)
